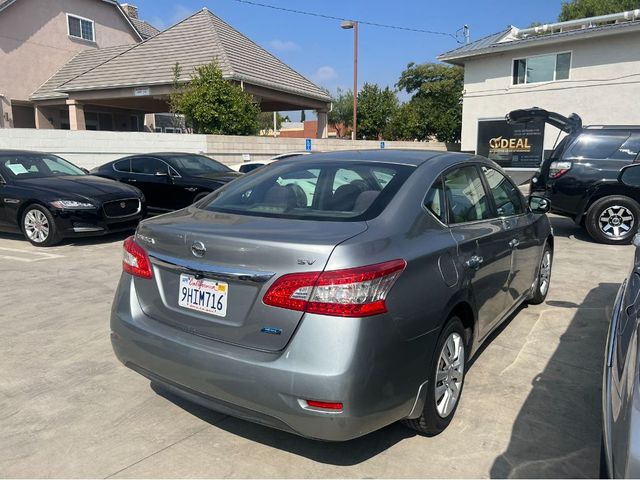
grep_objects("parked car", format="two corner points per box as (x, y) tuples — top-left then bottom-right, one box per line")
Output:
(92, 153), (241, 213)
(508, 107), (640, 244)
(0, 150), (145, 247)
(110, 150), (553, 441)
(238, 151), (311, 173)
(602, 163), (640, 478)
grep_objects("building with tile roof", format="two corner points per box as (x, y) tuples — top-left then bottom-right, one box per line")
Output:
(27, 8), (332, 137)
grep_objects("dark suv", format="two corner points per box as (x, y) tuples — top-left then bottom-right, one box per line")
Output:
(508, 108), (640, 244)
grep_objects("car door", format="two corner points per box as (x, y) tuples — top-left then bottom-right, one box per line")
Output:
(444, 164), (513, 339)
(165, 168), (203, 208)
(0, 171), (13, 229)
(130, 157), (175, 211)
(480, 165), (539, 308)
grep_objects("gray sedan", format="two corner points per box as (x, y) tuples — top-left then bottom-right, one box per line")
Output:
(110, 150), (553, 441)
(602, 164), (640, 477)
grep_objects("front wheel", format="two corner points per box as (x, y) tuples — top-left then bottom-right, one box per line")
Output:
(403, 317), (467, 436)
(585, 195), (640, 244)
(22, 205), (60, 247)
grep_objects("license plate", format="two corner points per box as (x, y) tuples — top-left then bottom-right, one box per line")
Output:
(178, 274), (228, 317)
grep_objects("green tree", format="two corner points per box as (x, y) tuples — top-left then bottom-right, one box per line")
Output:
(328, 88), (353, 138)
(356, 83), (398, 140)
(171, 62), (260, 135)
(385, 102), (421, 141)
(396, 62), (464, 143)
(258, 112), (289, 134)
(559, 0), (640, 20)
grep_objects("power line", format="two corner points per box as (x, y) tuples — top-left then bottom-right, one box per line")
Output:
(228, 0), (458, 39)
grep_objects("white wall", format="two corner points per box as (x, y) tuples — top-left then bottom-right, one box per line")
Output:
(0, 129), (447, 169)
(460, 29), (640, 152)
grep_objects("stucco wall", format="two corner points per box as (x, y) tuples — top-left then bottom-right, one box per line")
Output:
(460, 29), (640, 153)
(0, 129), (447, 169)
(0, 0), (139, 110)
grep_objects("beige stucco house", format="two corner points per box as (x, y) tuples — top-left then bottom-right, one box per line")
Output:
(0, 0), (158, 129)
(439, 10), (640, 174)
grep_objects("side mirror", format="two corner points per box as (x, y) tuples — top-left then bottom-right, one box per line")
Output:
(529, 195), (551, 214)
(619, 164), (640, 187)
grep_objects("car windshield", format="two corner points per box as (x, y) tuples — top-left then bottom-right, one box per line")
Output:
(200, 160), (414, 221)
(165, 154), (232, 175)
(0, 154), (86, 179)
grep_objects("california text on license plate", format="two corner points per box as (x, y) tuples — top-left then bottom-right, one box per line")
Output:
(178, 274), (228, 317)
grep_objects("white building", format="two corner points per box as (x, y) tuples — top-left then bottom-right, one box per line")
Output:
(439, 10), (640, 178)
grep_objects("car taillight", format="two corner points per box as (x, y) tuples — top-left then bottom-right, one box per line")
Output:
(122, 235), (152, 279)
(548, 161), (572, 179)
(263, 259), (406, 317)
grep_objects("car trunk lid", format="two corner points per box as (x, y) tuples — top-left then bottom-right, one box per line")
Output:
(133, 208), (367, 351)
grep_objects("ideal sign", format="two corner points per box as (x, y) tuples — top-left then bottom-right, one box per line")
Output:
(477, 119), (545, 169)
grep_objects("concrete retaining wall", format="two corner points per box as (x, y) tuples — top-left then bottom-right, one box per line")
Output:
(0, 129), (449, 169)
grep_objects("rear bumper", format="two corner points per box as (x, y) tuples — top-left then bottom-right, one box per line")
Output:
(110, 274), (435, 441)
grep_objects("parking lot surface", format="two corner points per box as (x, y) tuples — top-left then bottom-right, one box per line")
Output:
(0, 215), (633, 478)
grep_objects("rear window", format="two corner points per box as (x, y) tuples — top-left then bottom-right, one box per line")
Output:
(200, 161), (414, 221)
(565, 133), (630, 159)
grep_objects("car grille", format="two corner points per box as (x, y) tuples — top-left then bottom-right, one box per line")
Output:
(103, 198), (140, 218)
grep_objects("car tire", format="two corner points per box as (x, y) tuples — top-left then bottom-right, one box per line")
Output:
(527, 243), (553, 305)
(585, 195), (640, 244)
(600, 435), (610, 479)
(21, 204), (60, 247)
(193, 191), (210, 204)
(403, 316), (467, 436)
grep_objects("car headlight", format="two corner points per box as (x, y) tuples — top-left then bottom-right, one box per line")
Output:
(50, 200), (96, 210)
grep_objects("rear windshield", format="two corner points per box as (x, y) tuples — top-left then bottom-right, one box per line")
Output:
(200, 161), (414, 221)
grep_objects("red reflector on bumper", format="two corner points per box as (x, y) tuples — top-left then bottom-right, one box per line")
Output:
(306, 400), (343, 410)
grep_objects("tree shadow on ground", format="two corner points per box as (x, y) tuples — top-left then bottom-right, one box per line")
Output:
(489, 282), (618, 478)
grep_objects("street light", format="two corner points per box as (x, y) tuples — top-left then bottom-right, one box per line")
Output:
(341, 20), (358, 141)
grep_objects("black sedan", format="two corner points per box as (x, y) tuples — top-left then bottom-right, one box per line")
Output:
(0, 150), (145, 247)
(91, 153), (241, 213)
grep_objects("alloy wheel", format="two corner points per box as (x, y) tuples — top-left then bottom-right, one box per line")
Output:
(435, 332), (465, 418)
(24, 209), (50, 244)
(539, 250), (552, 297)
(598, 205), (634, 239)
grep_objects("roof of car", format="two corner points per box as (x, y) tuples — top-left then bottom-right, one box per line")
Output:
(285, 149), (467, 167)
(0, 149), (50, 155)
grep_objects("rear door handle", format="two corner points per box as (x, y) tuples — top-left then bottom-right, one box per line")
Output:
(509, 238), (520, 248)
(465, 255), (483, 270)
(124, 178), (137, 182)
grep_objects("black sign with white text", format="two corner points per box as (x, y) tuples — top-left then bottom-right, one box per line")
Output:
(477, 119), (545, 168)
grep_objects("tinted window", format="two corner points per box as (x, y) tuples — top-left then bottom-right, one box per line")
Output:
(566, 133), (630, 159)
(0, 154), (85, 179)
(114, 159), (131, 172)
(165, 154), (231, 175)
(239, 164), (263, 173)
(424, 177), (446, 222)
(443, 166), (492, 224)
(482, 166), (524, 216)
(131, 157), (168, 175)
(201, 161), (413, 221)
(612, 136), (640, 161)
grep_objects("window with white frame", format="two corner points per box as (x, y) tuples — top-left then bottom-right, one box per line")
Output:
(67, 14), (94, 42)
(512, 52), (571, 85)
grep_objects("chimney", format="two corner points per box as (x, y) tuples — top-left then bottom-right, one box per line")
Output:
(121, 3), (138, 19)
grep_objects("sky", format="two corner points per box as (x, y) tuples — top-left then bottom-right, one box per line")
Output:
(132, 0), (565, 119)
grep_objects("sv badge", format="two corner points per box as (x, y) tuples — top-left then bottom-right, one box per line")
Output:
(297, 259), (316, 265)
